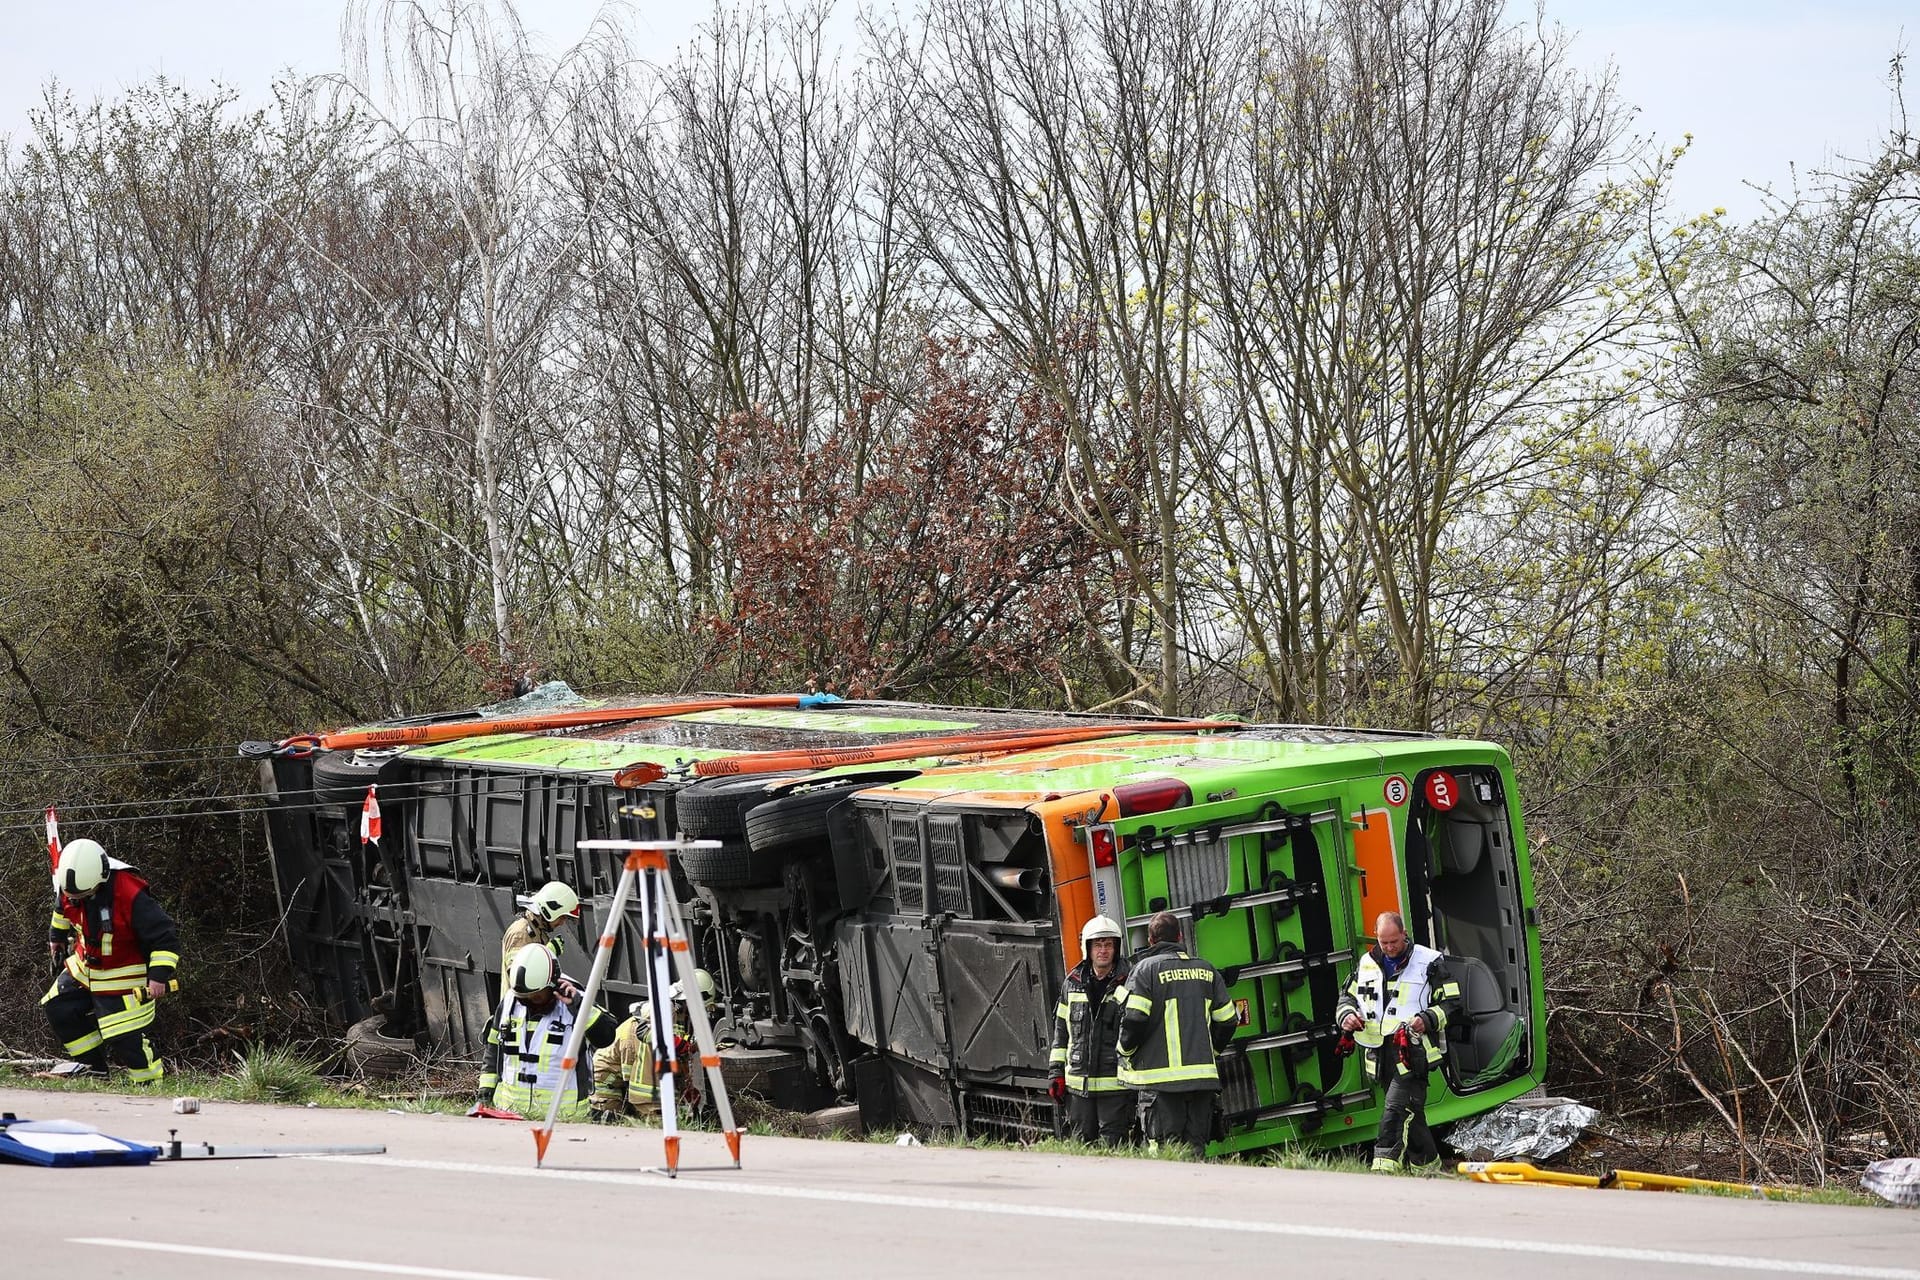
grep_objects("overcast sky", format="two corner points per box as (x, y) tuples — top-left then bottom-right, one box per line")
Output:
(0, 0), (1909, 223)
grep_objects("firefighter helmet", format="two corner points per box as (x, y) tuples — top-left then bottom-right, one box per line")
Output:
(528, 881), (580, 924)
(1080, 915), (1123, 944)
(56, 839), (110, 898)
(670, 968), (717, 1009)
(506, 943), (558, 996)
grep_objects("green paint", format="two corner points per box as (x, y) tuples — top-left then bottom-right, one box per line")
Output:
(404, 733), (730, 770)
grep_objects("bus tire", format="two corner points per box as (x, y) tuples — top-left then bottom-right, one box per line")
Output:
(675, 775), (802, 840)
(343, 1014), (419, 1079)
(743, 772), (921, 854)
(680, 838), (785, 890)
(311, 750), (401, 807)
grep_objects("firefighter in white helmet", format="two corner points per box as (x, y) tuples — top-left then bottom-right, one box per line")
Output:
(475, 944), (612, 1121)
(41, 838), (180, 1084)
(500, 880), (581, 998)
(591, 969), (719, 1123)
(1048, 915), (1133, 1144)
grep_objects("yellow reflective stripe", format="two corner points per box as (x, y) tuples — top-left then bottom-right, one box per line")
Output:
(1065, 992), (1089, 1003)
(1120, 1062), (1219, 1086)
(478, 1072), (501, 1089)
(1210, 1001), (1239, 1024)
(98, 1000), (156, 1037)
(1125, 991), (1152, 1014)
(61, 1031), (105, 1055)
(148, 950), (181, 969)
(1048, 1048), (1068, 1064)
(1064, 1074), (1128, 1093)
(50, 912), (71, 931)
(1055, 1001), (1070, 1019)
(87, 960), (148, 975)
(84, 961), (149, 980)
(126, 1058), (164, 1083)
(1163, 1000), (1183, 1072)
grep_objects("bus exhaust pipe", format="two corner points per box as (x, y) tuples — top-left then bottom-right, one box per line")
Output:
(987, 866), (1042, 891)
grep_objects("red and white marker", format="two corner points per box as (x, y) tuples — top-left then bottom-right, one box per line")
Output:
(1424, 770), (1460, 812)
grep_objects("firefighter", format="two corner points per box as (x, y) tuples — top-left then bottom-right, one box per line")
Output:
(500, 880), (581, 996)
(1117, 911), (1239, 1156)
(41, 838), (179, 1083)
(1336, 911), (1464, 1173)
(1048, 915), (1132, 1145)
(589, 969), (718, 1123)
(476, 944), (614, 1121)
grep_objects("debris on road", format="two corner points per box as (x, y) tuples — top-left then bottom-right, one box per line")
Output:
(0, 1114), (159, 1168)
(1862, 1159), (1920, 1206)
(154, 1128), (386, 1161)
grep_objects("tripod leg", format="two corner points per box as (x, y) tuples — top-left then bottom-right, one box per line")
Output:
(534, 860), (637, 1166)
(664, 890), (742, 1167)
(639, 863), (684, 1176)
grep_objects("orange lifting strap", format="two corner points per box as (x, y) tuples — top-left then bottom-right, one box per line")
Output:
(282, 694), (803, 753)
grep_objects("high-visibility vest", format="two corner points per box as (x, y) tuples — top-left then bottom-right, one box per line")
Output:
(587, 1013), (710, 1113)
(50, 867), (180, 996)
(1117, 944), (1239, 1091)
(480, 998), (605, 1121)
(1339, 944), (1455, 1065)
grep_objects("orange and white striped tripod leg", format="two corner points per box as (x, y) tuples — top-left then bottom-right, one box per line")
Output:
(664, 890), (742, 1167)
(533, 856), (640, 1166)
(637, 856), (683, 1178)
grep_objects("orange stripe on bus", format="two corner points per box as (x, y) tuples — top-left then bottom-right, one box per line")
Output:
(1351, 808), (1402, 929)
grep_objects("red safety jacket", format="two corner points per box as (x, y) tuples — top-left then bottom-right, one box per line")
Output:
(50, 867), (180, 995)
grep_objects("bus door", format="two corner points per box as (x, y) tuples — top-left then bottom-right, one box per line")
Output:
(1403, 765), (1534, 1093)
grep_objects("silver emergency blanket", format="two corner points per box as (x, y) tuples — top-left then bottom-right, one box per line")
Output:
(1445, 1098), (1599, 1161)
(1862, 1159), (1920, 1206)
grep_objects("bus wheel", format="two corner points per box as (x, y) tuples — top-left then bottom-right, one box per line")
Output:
(675, 775), (803, 840)
(680, 838), (785, 890)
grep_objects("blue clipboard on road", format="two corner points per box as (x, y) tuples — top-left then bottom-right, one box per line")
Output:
(0, 1113), (161, 1168)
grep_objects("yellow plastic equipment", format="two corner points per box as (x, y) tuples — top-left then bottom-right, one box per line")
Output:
(1457, 1160), (1795, 1198)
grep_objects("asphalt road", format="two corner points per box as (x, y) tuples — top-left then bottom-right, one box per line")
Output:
(4, 1087), (1916, 1280)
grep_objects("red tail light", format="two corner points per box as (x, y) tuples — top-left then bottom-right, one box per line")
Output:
(1114, 779), (1192, 818)
(1090, 825), (1118, 868)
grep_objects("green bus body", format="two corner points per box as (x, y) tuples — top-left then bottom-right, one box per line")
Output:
(257, 697), (1545, 1153)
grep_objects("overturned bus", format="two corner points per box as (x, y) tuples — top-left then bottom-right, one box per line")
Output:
(251, 689), (1543, 1153)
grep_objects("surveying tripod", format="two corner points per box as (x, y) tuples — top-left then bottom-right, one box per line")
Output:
(534, 839), (741, 1177)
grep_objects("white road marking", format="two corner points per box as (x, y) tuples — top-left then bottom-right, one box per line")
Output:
(325, 1154), (1920, 1280)
(72, 1238), (548, 1280)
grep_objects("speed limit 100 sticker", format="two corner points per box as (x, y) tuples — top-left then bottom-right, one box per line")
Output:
(1383, 775), (1410, 806)
(1424, 769), (1461, 811)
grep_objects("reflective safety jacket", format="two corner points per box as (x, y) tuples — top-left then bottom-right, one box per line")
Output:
(591, 1010), (708, 1115)
(1116, 942), (1238, 1092)
(1050, 958), (1130, 1094)
(478, 993), (613, 1121)
(1335, 943), (1463, 1077)
(500, 913), (565, 976)
(48, 865), (180, 996)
